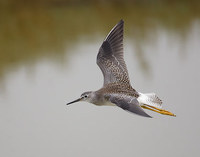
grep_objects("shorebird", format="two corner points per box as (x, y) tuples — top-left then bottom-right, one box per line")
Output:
(67, 20), (175, 118)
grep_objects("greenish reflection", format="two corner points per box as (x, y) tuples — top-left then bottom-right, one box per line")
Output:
(0, 1), (200, 80)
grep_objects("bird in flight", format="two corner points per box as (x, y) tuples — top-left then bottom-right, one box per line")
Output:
(67, 20), (175, 118)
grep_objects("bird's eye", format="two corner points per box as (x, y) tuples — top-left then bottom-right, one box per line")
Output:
(84, 95), (88, 98)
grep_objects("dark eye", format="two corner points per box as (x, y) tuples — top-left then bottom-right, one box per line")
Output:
(84, 95), (88, 98)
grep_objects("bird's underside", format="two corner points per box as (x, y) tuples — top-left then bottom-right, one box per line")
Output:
(96, 20), (175, 117)
(95, 83), (175, 117)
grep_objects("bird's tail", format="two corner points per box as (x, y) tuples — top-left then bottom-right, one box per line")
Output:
(138, 93), (176, 117)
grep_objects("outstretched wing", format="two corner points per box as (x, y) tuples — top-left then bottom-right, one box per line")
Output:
(97, 20), (130, 86)
(110, 94), (152, 118)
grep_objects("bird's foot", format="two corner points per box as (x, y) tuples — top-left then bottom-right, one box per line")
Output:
(141, 104), (176, 117)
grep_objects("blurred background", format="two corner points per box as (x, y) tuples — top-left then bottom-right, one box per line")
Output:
(0, 0), (200, 157)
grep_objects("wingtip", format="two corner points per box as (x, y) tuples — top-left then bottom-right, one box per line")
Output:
(119, 19), (124, 22)
(118, 19), (124, 25)
(104, 19), (124, 42)
(143, 112), (153, 118)
(147, 115), (153, 118)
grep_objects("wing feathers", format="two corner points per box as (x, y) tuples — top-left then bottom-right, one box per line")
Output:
(97, 20), (130, 86)
(110, 95), (152, 118)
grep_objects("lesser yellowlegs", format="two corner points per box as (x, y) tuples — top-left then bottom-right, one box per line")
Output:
(67, 20), (175, 117)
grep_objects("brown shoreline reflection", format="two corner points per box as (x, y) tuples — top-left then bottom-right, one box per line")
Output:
(0, 2), (200, 81)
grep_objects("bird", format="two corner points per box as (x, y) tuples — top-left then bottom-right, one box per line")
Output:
(67, 20), (175, 118)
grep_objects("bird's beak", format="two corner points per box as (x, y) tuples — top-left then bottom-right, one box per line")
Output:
(67, 97), (82, 105)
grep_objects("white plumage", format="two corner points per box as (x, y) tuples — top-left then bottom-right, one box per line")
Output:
(137, 92), (163, 109)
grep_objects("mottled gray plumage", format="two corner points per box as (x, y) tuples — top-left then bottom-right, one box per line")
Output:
(67, 20), (176, 118)
(97, 20), (130, 86)
(95, 20), (150, 117)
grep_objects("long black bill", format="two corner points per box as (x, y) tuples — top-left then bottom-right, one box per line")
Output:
(67, 98), (82, 105)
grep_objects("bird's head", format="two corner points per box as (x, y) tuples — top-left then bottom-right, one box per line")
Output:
(67, 91), (93, 105)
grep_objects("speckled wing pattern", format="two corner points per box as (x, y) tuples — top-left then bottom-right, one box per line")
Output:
(97, 20), (130, 86)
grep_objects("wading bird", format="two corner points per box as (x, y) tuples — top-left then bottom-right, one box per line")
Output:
(67, 20), (175, 118)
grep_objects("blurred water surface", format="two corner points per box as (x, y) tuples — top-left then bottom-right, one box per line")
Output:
(0, 2), (200, 157)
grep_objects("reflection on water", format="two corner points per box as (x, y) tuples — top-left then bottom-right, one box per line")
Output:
(1, 2), (200, 157)
(1, 2), (200, 80)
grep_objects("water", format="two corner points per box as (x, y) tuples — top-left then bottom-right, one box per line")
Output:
(0, 4), (200, 157)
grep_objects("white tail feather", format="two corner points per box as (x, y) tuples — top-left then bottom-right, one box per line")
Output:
(137, 92), (163, 109)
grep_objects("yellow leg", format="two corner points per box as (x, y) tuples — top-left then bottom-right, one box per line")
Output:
(141, 105), (176, 117)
